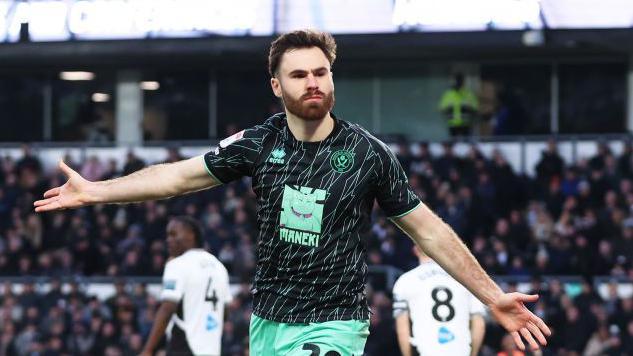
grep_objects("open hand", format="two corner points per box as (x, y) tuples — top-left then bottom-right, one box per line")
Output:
(34, 160), (93, 212)
(489, 293), (551, 351)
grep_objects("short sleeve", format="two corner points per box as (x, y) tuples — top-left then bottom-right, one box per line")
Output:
(469, 293), (486, 316)
(203, 129), (262, 183)
(160, 261), (185, 303)
(374, 142), (421, 218)
(392, 276), (409, 318)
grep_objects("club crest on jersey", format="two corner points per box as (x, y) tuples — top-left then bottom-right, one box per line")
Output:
(438, 326), (455, 344)
(330, 149), (354, 173)
(268, 147), (286, 165)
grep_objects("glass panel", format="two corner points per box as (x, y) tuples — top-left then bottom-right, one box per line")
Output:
(216, 69), (278, 138)
(0, 74), (44, 142)
(333, 70), (374, 130)
(378, 65), (451, 140)
(480, 64), (551, 135)
(52, 72), (115, 142)
(559, 62), (626, 134)
(143, 71), (209, 141)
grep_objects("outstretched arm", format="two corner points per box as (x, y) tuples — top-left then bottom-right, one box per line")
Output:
(391, 203), (550, 351)
(34, 155), (220, 212)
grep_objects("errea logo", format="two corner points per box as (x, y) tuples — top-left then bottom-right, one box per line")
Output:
(268, 147), (286, 164)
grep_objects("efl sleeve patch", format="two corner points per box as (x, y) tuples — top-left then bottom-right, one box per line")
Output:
(160, 261), (184, 302)
(219, 130), (244, 148)
(163, 279), (177, 290)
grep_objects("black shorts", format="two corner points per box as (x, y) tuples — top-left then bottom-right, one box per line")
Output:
(167, 324), (194, 356)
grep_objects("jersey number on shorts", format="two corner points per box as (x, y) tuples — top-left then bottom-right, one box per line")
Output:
(431, 287), (455, 322)
(205, 277), (219, 310)
(302, 343), (341, 356)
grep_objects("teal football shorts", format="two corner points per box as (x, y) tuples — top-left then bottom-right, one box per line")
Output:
(249, 314), (370, 356)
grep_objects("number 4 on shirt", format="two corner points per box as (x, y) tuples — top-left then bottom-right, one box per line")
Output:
(205, 277), (219, 310)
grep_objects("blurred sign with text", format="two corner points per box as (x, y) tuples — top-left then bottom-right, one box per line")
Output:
(1, 0), (631, 43)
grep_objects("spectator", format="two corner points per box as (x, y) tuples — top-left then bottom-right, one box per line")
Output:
(438, 72), (479, 137)
(0, 322), (17, 356)
(94, 321), (119, 355)
(623, 320), (633, 355)
(561, 167), (580, 197)
(613, 297), (633, 332)
(434, 141), (462, 180)
(618, 140), (633, 178)
(15, 144), (42, 177)
(436, 192), (467, 237)
(497, 333), (525, 356)
(562, 306), (593, 353)
(17, 281), (39, 310)
(14, 323), (40, 356)
(508, 210), (531, 250)
(122, 150), (145, 176)
(583, 323), (622, 356)
(80, 155), (106, 182)
(574, 279), (603, 312)
(491, 149), (521, 213)
(535, 139), (564, 191)
(104, 345), (123, 356)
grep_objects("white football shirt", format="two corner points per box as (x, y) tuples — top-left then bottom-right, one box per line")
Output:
(393, 261), (486, 356)
(161, 249), (232, 356)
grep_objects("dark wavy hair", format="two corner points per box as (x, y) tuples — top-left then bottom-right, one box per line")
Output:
(268, 29), (337, 77)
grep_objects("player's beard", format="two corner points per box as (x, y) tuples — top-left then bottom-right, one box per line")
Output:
(282, 89), (335, 121)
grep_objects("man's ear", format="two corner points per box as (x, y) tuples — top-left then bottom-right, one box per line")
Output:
(271, 77), (282, 98)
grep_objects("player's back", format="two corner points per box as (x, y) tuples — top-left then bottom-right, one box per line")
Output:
(164, 249), (231, 356)
(393, 261), (484, 356)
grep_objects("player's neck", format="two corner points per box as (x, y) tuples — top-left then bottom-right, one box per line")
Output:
(285, 111), (334, 142)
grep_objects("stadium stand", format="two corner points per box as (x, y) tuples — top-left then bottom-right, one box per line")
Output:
(0, 140), (631, 355)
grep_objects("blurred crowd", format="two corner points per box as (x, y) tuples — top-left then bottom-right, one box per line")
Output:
(366, 277), (633, 356)
(0, 140), (632, 354)
(0, 279), (254, 356)
(0, 277), (629, 355)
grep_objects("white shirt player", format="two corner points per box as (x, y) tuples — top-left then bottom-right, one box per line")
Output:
(393, 260), (486, 356)
(160, 249), (232, 356)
